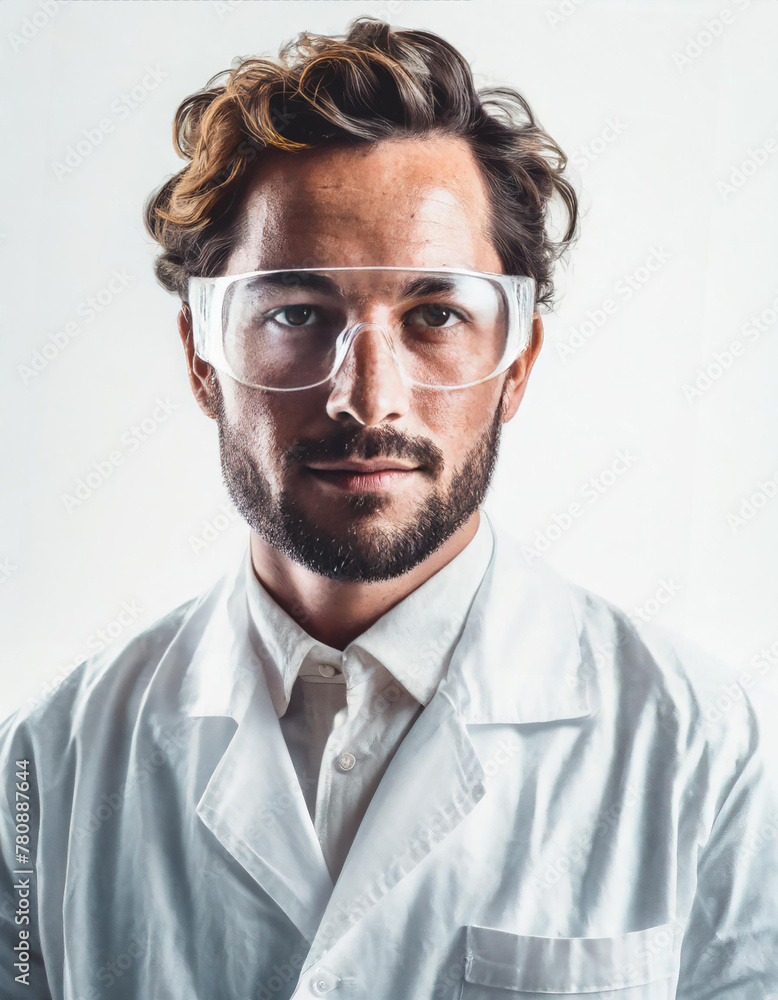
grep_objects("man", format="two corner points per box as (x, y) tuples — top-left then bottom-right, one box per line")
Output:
(1, 17), (776, 1000)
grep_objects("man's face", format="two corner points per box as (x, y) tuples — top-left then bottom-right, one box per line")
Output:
(186, 136), (540, 582)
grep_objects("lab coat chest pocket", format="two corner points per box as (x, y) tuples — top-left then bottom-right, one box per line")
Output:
(460, 923), (677, 999)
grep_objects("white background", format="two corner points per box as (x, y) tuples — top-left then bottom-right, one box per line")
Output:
(1, 0), (776, 723)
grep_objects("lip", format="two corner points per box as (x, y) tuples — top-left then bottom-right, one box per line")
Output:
(306, 464), (420, 493)
(307, 460), (419, 473)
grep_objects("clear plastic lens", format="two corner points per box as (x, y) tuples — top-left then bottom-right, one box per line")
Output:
(191, 267), (535, 391)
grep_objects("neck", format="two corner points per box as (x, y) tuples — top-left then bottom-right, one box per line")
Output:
(248, 510), (481, 650)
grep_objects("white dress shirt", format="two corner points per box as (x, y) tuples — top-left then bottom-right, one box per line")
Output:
(243, 513), (494, 879)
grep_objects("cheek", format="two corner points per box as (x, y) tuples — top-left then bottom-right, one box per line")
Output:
(221, 384), (328, 466)
(412, 384), (502, 460)
(221, 386), (287, 466)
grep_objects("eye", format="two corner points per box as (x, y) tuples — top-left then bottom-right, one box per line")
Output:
(271, 304), (318, 327)
(405, 304), (462, 328)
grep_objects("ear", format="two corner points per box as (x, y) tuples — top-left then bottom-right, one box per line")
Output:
(178, 303), (219, 419)
(499, 312), (543, 423)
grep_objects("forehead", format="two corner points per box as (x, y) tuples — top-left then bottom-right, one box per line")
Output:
(224, 136), (502, 274)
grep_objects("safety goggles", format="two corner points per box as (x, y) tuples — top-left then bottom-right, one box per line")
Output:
(188, 266), (536, 391)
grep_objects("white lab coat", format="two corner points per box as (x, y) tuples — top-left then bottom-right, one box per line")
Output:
(1, 512), (776, 999)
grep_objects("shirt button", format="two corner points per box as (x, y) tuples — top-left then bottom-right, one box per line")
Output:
(318, 664), (337, 678)
(311, 968), (339, 994)
(336, 751), (356, 772)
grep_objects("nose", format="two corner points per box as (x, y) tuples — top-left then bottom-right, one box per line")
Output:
(325, 323), (411, 426)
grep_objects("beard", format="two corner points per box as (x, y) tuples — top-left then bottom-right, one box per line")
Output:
(216, 390), (506, 583)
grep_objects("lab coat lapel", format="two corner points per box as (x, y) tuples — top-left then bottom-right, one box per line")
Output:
(194, 672), (334, 943)
(307, 684), (484, 962)
(306, 511), (598, 963)
(180, 563), (333, 943)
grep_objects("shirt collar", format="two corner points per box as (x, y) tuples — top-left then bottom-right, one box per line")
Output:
(176, 509), (598, 728)
(244, 513), (495, 716)
(351, 513), (493, 705)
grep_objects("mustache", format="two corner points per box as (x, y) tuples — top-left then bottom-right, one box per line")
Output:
(285, 426), (445, 474)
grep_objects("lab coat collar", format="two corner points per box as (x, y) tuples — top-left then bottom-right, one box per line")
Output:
(177, 560), (260, 722)
(441, 509), (599, 725)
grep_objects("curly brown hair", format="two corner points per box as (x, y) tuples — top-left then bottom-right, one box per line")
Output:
(144, 16), (578, 309)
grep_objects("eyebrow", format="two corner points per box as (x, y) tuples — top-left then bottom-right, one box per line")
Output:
(398, 275), (459, 298)
(247, 270), (460, 299)
(250, 271), (344, 295)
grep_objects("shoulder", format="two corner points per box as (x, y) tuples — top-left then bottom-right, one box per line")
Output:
(0, 566), (232, 770)
(567, 573), (752, 733)
(544, 557), (770, 827)
(554, 564), (766, 811)
(488, 515), (761, 766)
